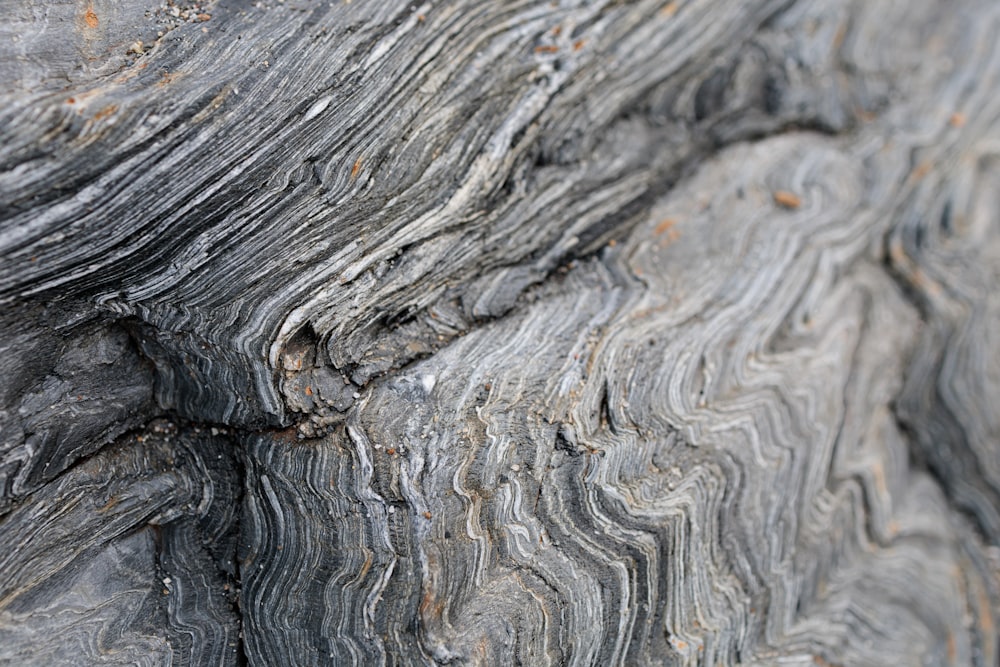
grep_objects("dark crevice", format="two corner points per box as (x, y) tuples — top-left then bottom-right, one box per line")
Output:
(106, 319), (254, 662)
(230, 436), (250, 667)
(879, 239), (1000, 543)
(892, 384), (1000, 546)
(890, 404), (936, 482)
(879, 238), (930, 323)
(599, 380), (619, 436)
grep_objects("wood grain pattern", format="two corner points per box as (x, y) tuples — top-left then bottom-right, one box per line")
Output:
(1, 0), (999, 664)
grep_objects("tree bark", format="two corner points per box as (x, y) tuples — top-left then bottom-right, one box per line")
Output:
(1, 0), (999, 665)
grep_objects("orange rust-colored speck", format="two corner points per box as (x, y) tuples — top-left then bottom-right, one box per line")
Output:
(94, 105), (118, 120)
(157, 71), (179, 87)
(99, 496), (119, 512)
(607, 239), (617, 247)
(423, 511), (432, 519)
(417, 13), (425, 22)
(573, 39), (586, 51)
(419, 589), (435, 616)
(976, 586), (994, 642)
(66, 97), (76, 104)
(888, 239), (907, 267)
(856, 108), (877, 123)
(535, 44), (559, 54)
(351, 157), (362, 179)
(949, 112), (966, 128)
(674, 640), (687, 650)
(773, 190), (802, 209)
(84, 7), (99, 28)
(387, 448), (396, 455)
(661, 2), (678, 16)
(910, 160), (932, 181)
(304, 386), (313, 396)
(551, 25), (562, 36)
(654, 218), (676, 235)
(356, 553), (373, 579)
(832, 21), (848, 50)
(197, 13), (211, 21)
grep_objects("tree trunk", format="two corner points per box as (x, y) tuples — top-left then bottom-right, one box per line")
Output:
(1, 0), (999, 664)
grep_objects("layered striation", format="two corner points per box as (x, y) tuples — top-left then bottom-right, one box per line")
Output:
(0, 425), (242, 665)
(238, 131), (1000, 665)
(1, 0), (875, 427)
(1, 0), (999, 665)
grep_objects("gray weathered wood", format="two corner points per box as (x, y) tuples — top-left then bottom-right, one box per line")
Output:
(1, 0), (999, 664)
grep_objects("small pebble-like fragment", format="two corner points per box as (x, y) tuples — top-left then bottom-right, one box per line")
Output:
(773, 190), (802, 209)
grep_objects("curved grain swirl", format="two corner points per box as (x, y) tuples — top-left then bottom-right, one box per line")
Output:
(1, 0), (999, 664)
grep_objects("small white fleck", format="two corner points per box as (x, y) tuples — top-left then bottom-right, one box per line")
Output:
(511, 464), (521, 472)
(352, 392), (361, 399)
(163, 577), (172, 585)
(304, 96), (332, 122)
(421, 374), (436, 393)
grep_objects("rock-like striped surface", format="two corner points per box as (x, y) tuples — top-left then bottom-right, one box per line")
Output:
(0, 426), (242, 665)
(1, 0), (999, 664)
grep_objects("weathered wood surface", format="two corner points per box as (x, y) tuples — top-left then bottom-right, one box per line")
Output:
(1, 0), (999, 664)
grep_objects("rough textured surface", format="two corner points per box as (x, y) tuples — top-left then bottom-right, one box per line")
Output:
(1, 0), (999, 665)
